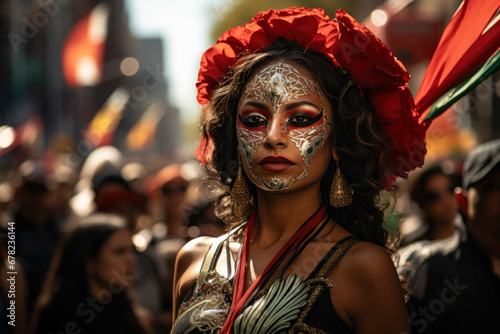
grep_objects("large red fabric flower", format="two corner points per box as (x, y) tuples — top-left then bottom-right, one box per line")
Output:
(196, 7), (338, 105)
(195, 7), (427, 185)
(371, 87), (426, 185)
(334, 9), (409, 90)
(333, 9), (426, 182)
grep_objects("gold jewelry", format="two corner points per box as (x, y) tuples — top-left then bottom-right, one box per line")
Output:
(230, 159), (253, 219)
(329, 162), (353, 208)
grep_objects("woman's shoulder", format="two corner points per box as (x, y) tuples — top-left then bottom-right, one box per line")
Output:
(339, 241), (397, 281)
(173, 237), (217, 312)
(328, 241), (408, 332)
(176, 236), (216, 262)
(328, 240), (400, 301)
(320, 225), (395, 280)
(176, 227), (244, 268)
(173, 233), (240, 317)
(174, 236), (219, 278)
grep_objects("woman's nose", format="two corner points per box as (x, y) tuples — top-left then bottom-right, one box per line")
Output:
(263, 117), (287, 148)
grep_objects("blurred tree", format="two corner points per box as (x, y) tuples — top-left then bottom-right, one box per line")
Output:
(210, 0), (355, 43)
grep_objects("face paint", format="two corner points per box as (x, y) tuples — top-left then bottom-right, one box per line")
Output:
(237, 62), (331, 192)
(243, 63), (315, 118)
(237, 127), (265, 170)
(289, 122), (330, 167)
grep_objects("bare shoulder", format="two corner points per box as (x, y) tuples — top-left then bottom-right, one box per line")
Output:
(173, 236), (216, 317)
(340, 241), (397, 279)
(175, 236), (215, 268)
(330, 241), (410, 333)
(174, 236), (217, 286)
(333, 241), (403, 298)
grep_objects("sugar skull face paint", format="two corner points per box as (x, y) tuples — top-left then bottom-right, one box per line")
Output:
(243, 63), (314, 118)
(236, 62), (332, 192)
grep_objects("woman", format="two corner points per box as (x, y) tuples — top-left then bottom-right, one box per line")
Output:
(30, 214), (149, 334)
(172, 7), (424, 333)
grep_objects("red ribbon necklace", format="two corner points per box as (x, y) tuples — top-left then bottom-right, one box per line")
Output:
(220, 205), (327, 333)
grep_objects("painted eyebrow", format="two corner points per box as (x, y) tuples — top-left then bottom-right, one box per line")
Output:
(239, 100), (270, 112)
(285, 101), (321, 111)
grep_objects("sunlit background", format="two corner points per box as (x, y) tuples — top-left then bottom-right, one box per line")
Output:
(1, 2), (500, 333)
(0, 0), (499, 176)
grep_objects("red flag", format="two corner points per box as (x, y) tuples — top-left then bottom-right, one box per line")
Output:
(415, 0), (500, 119)
(61, 4), (110, 87)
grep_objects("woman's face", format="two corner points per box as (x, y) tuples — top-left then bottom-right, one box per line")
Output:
(88, 229), (137, 289)
(236, 61), (334, 192)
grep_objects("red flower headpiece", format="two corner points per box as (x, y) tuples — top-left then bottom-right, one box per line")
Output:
(196, 7), (426, 185)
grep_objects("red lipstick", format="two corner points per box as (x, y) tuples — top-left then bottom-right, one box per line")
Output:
(258, 156), (296, 172)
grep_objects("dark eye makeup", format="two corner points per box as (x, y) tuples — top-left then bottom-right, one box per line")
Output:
(238, 112), (267, 127)
(286, 112), (323, 127)
(238, 111), (323, 129)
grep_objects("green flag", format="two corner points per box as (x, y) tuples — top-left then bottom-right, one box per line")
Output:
(425, 48), (500, 121)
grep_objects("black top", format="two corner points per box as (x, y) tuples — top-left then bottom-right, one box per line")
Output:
(399, 231), (500, 334)
(171, 233), (357, 334)
(34, 289), (146, 334)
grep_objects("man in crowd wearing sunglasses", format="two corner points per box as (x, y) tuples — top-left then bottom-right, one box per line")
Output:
(400, 163), (463, 245)
(398, 139), (500, 334)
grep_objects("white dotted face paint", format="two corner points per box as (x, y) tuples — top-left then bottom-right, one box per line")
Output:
(236, 62), (331, 192)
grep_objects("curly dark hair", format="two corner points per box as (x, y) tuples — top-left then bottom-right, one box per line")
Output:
(199, 46), (394, 249)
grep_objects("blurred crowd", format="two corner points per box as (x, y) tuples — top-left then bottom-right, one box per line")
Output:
(0, 139), (499, 334)
(0, 146), (224, 334)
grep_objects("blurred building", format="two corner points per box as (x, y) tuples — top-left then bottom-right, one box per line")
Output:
(0, 0), (180, 172)
(115, 37), (180, 155)
(1, 0), (499, 173)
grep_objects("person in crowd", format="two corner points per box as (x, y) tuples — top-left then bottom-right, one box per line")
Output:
(175, 176), (226, 240)
(70, 145), (125, 218)
(45, 164), (78, 225)
(30, 213), (149, 334)
(399, 163), (463, 245)
(93, 173), (169, 333)
(184, 180), (225, 239)
(146, 164), (190, 242)
(12, 160), (61, 312)
(0, 226), (28, 334)
(398, 139), (500, 333)
(93, 173), (146, 232)
(136, 164), (193, 332)
(171, 7), (422, 333)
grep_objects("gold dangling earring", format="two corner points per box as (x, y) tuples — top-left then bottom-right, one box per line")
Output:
(329, 161), (353, 208)
(230, 158), (253, 219)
